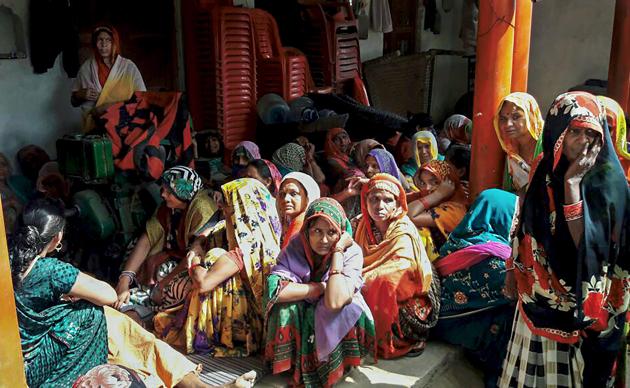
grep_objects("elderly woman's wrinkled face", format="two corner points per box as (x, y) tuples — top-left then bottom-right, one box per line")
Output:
(364, 155), (380, 178)
(416, 170), (440, 196)
(367, 189), (398, 223)
(278, 180), (306, 219)
(417, 141), (433, 165)
(562, 125), (601, 162)
(333, 131), (351, 154)
(96, 31), (113, 59)
(308, 217), (340, 256)
(498, 102), (528, 140)
(160, 184), (187, 210)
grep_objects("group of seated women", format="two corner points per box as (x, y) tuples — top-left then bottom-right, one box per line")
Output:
(10, 90), (630, 388)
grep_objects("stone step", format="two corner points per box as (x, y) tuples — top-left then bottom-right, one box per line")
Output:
(256, 342), (484, 388)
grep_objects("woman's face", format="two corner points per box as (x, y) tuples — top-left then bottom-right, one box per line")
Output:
(417, 141), (433, 165)
(208, 137), (221, 154)
(498, 102), (528, 140)
(233, 154), (249, 168)
(96, 31), (113, 59)
(245, 165), (272, 191)
(278, 180), (306, 218)
(333, 131), (351, 154)
(364, 155), (380, 178)
(417, 170), (440, 195)
(160, 184), (187, 210)
(562, 126), (601, 162)
(400, 139), (413, 161)
(367, 189), (398, 223)
(308, 217), (340, 256)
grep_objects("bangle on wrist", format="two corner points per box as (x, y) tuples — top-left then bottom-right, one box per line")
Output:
(119, 271), (136, 286)
(419, 197), (430, 210)
(563, 200), (584, 221)
(188, 263), (204, 277)
(329, 269), (344, 277)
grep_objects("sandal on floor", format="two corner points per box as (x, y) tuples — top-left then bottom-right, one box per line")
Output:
(405, 343), (426, 358)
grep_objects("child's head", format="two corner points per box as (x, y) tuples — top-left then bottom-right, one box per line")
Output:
(445, 144), (471, 181)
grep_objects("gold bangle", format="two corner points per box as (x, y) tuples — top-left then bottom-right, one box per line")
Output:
(329, 269), (344, 276)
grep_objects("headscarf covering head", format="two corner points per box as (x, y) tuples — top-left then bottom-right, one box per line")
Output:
(92, 25), (120, 59)
(414, 160), (469, 205)
(443, 114), (472, 144)
(279, 172), (321, 212)
(272, 143), (306, 174)
(367, 148), (404, 183)
(232, 141), (261, 163)
(324, 128), (351, 165)
(262, 159), (283, 195)
(92, 25), (121, 87)
(412, 130), (439, 168)
(352, 139), (383, 170)
(359, 173), (408, 245)
(303, 197), (352, 236)
(598, 95), (629, 161)
(440, 188), (517, 256)
(161, 166), (203, 202)
(520, 91), (629, 332)
(493, 92), (544, 157)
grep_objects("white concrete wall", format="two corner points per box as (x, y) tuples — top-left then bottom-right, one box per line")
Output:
(0, 0), (81, 167)
(418, 0), (468, 123)
(529, 0), (614, 111)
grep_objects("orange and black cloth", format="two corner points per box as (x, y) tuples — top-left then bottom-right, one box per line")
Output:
(99, 91), (194, 180)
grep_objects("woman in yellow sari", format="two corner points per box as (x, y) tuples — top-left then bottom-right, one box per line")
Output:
(72, 25), (146, 132)
(355, 173), (438, 359)
(493, 92), (544, 194)
(407, 160), (469, 261)
(598, 95), (630, 184)
(154, 178), (282, 357)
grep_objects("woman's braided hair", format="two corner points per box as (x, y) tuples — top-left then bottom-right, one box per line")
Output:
(9, 198), (65, 288)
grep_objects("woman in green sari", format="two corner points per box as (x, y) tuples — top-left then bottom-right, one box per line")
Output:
(264, 198), (375, 387)
(11, 198), (254, 387)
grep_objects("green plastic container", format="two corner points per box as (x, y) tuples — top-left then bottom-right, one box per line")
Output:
(73, 190), (115, 240)
(57, 134), (114, 183)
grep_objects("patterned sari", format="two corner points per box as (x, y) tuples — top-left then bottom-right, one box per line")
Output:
(502, 92), (630, 387)
(411, 160), (469, 261)
(493, 92), (544, 192)
(16, 258), (108, 387)
(154, 178), (281, 357)
(355, 174), (438, 359)
(265, 198), (375, 387)
(432, 189), (517, 387)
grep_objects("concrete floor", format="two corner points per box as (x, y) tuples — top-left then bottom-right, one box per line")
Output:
(256, 342), (484, 388)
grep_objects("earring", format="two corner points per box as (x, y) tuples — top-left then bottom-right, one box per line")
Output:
(54, 242), (62, 252)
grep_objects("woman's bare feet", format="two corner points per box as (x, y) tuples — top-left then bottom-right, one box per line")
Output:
(224, 370), (256, 388)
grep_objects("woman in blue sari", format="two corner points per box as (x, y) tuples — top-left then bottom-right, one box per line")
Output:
(431, 188), (518, 388)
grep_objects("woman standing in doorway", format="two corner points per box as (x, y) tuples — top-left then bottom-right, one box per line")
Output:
(72, 25), (146, 132)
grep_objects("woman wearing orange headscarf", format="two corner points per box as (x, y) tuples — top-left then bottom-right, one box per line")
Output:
(72, 25), (146, 132)
(324, 128), (362, 187)
(355, 173), (439, 359)
(407, 160), (469, 261)
(493, 92), (544, 193)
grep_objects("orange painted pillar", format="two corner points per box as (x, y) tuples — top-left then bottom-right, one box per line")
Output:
(608, 0), (630, 113)
(511, 0), (533, 92)
(470, 1), (516, 198)
(0, 199), (27, 386)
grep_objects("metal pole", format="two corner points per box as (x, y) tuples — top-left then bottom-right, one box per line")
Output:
(469, 0), (516, 198)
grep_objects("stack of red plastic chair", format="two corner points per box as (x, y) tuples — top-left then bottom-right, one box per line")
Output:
(215, 7), (258, 150)
(252, 9), (312, 102)
(298, 1), (361, 92)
